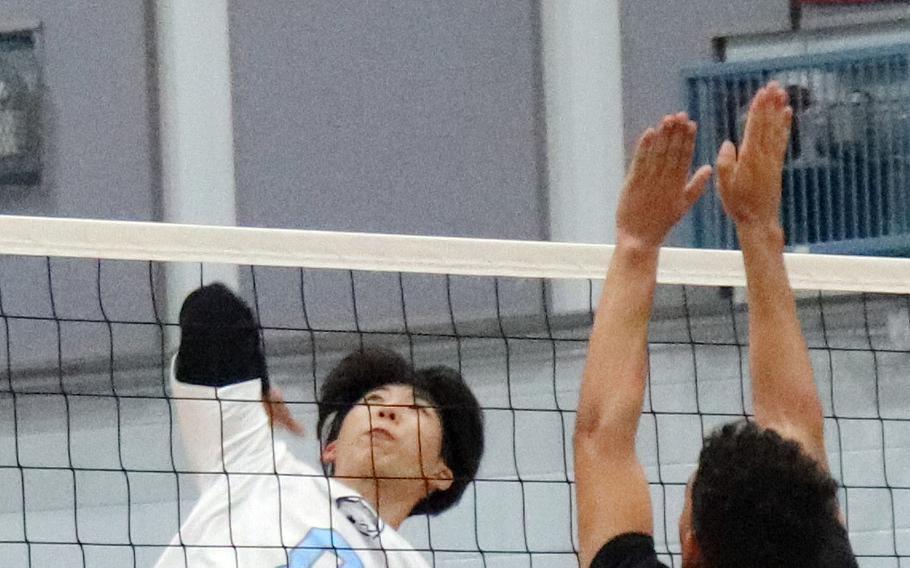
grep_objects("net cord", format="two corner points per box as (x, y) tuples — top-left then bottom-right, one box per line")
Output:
(1, 215), (909, 293)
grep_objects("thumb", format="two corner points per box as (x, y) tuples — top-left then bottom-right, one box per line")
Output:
(263, 390), (305, 436)
(715, 140), (737, 191)
(684, 164), (713, 209)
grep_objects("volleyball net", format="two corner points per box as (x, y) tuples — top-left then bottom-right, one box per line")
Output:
(0, 215), (907, 567)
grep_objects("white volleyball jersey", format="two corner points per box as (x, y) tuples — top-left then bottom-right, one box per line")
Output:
(154, 362), (430, 568)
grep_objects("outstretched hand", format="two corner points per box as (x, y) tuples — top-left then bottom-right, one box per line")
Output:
(615, 112), (712, 249)
(716, 82), (793, 228)
(263, 388), (305, 436)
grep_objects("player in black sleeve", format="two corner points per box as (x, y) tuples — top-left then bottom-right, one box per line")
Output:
(156, 283), (484, 567)
(575, 83), (858, 568)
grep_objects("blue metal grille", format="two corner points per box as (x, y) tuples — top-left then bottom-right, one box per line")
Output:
(686, 45), (910, 256)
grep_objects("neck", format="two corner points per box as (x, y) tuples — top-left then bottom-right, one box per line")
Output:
(337, 476), (427, 529)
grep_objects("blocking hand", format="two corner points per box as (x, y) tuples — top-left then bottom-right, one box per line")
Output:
(615, 113), (712, 249)
(716, 82), (793, 228)
(263, 387), (305, 436)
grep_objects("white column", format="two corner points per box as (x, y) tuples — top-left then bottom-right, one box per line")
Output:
(155, 0), (239, 329)
(540, 0), (625, 311)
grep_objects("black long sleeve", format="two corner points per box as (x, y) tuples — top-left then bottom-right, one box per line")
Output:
(175, 283), (269, 392)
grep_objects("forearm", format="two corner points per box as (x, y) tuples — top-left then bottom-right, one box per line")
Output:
(737, 223), (823, 437)
(170, 363), (276, 479)
(738, 223), (796, 329)
(577, 242), (659, 442)
(574, 114), (704, 560)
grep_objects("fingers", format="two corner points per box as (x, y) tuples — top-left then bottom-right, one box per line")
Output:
(682, 119), (698, 167)
(743, 82), (792, 157)
(772, 106), (794, 162)
(657, 113), (697, 182)
(651, 115), (674, 158)
(629, 127), (657, 179)
(274, 408), (305, 436)
(684, 164), (713, 208)
(740, 88), (768, 155)
(761, 83), (791, 153)
(715, 140), (737, 192)
(628, 113), (689, 183)
(742, 85), (774, 151)
(664, 113), (692, 172)
(263, 389), (305, 436)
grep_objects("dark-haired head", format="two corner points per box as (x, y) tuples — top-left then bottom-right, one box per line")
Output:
(317, 347), (484, 517)
(679, 420), (855, 568)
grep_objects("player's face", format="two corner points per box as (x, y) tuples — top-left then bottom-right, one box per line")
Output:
(324, 384), (453, 491)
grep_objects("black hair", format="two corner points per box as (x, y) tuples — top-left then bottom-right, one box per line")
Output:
(316, 347), (484, 516)
(692, 420), (857, 568)
(176, 283), (269, 391)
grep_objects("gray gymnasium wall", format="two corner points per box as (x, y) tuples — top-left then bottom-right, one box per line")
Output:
(0, 2), (160, 387)
(1, 1), (546, 237)
(0, 0), (547, 381)
(227, 1), (547, 338)
(228, 1), (546, 241)
(0, 0), (157, 221)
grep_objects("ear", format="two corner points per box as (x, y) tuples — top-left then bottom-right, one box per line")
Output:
(427, 463), (454, 493)
(321, 440), (337, 466)
(681, 528), (701, 566)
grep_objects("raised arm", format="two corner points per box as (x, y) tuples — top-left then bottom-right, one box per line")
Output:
(170, 283), (302, 480)
(575, 114), (711, 567)
(715, 83), (826, 465)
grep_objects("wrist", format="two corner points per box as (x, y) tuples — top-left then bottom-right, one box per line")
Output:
(736, 221), (785, 247)
(615, 231), (663, 256)
(615, 239), (661, 259)
(613, 239), (661, 273)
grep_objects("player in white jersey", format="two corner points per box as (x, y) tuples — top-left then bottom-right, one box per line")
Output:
(154, 283), (484, 568)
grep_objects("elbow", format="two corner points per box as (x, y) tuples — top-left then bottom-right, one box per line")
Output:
(574, 405), (601, 438)
(574, 404), (614, 438)
(573, 404), (638, 451)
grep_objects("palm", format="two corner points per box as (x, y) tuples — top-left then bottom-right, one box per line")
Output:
(616, 114), (712, 248)
(717, 85), (793, 226)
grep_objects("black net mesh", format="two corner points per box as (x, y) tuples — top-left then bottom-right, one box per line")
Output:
(0, 255), (906, 567)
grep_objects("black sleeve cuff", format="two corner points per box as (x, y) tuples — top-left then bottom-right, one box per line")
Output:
(176, 283), (269, 391)
(590, 533), (661, 568)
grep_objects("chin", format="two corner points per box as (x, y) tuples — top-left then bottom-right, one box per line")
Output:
(373, 461), (423, 481)
(370, 455), (427, 482)
(344, 442), (423, 481)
